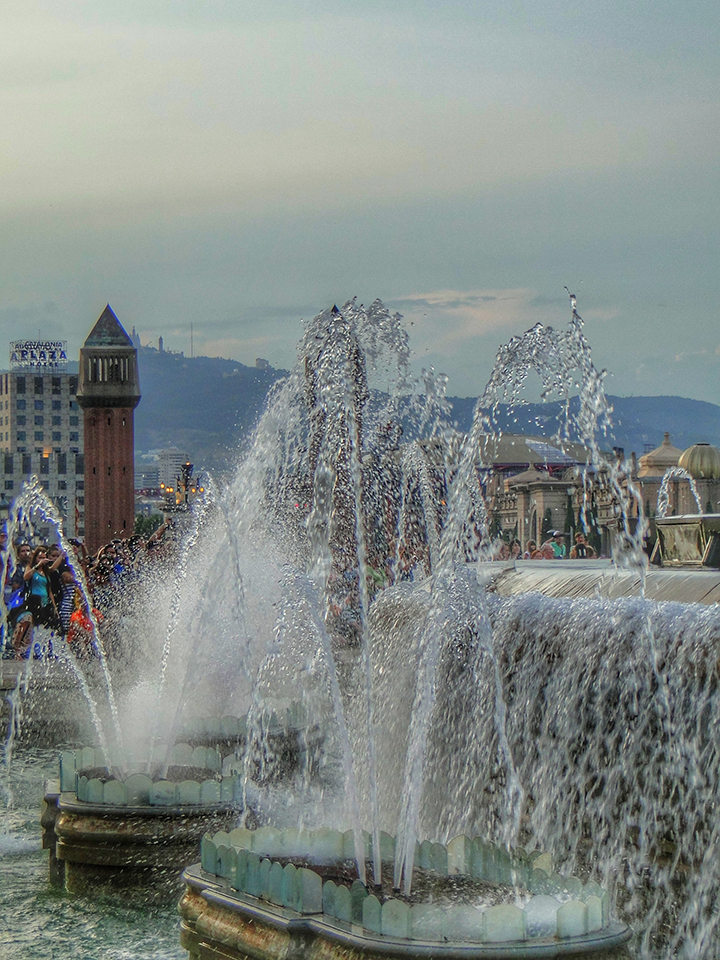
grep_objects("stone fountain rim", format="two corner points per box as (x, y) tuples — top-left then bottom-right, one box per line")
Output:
(58, 792), (239, 818)
(183, 867), (632, 958)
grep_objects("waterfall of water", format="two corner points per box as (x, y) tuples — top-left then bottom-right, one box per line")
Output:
(392, 289), (652, 892)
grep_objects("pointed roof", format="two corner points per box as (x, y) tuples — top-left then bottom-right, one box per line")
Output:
(83, 305), (134, 349)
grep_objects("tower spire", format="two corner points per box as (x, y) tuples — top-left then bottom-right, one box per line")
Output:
(77, 305), (141, 552)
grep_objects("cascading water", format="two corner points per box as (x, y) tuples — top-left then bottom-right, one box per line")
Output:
(4, 293), (720, 958)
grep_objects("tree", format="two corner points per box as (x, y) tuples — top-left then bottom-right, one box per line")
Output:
(541, 507), (553, 542)
(565, 497), (575, 539)
(134, 514), (164, 537)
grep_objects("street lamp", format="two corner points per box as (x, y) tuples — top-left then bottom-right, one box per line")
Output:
(174, 462), (195, 510)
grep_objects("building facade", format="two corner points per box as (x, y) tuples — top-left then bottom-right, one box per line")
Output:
(0, 342), (85, 537)
(157, 448), (191, 490)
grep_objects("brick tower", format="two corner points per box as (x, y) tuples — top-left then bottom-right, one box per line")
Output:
(77, 305), (141, 553)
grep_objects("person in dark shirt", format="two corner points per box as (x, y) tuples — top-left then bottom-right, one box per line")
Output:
(47, 544), (77, 637)
(569, 531), (597, 559)
(8, 542), (33, 656)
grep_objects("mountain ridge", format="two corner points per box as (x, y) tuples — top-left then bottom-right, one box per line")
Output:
(133, 348), (720, 472)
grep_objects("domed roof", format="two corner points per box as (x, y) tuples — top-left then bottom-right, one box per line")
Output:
(678, 442), (720, 480)
(638, 432), (683, 478)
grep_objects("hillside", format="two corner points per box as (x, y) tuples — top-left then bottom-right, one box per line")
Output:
(132, 348), (720, 472)
(134, 347), (286, 471)
(446, 395), (720, 456)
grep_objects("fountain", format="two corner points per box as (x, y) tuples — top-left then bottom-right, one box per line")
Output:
(8, 293), (720, 956)
(40, 705), (321, 898)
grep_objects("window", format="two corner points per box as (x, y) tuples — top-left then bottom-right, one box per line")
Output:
(34, 377), (44, 394)
(69, 400), (78, 410)
(57, 453), (66, 474)
(77, 497), (84, 506)
(58, 480), (67, 491)
(34, 416), (44, 426)
(69, 376), (78, 394)
(77, 480), (84, 490)
(52, 431), (61, 442)
(69, 416), (78, 426)
(16, 400), (25, 410)
(52, 416), (61, 426)
(4, 454), (12, 472)
(22, 454), (31, 473)
(34, 400), (44, 410)
(16, 377), (25, 394)
(40, 457), (49, 475)
(4, 481), (12, 491)
(69, 432), (79, 442)
(52, 400), (61, 411)
(17, 431), (26, 441)
(16, 416), (25, 425)
(16, 446), (25, 453)
(34, 431), (43, 441)
(52, 377), (61, 395)
(75, 454), (84, 474)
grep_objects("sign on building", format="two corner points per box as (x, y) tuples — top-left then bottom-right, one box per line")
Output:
(10, 340), (68, 369)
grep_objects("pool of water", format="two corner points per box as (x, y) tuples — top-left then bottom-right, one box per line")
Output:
(0, 747), (186, 960)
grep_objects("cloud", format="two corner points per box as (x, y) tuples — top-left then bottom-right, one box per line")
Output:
(582, 306), (621, 322)
(675, 348), (709, 362)
(388, 288), (565, 353)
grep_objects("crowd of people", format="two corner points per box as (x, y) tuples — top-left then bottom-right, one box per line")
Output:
(1, 518), (175, 660)
(494, 529), (598, 561)
(0, 515), (599, 659)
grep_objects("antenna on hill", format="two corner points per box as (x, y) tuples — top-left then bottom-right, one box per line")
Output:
(190, 322), (194, 359)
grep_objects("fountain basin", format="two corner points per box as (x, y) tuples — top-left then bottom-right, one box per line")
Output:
(43, 780), (241, 901)
(42, 705), (323, 898)
(179, 867), (632, 959)
(178, 828), (631, 956)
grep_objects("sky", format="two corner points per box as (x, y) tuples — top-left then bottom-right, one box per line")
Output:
(1, 0), (719, 401)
